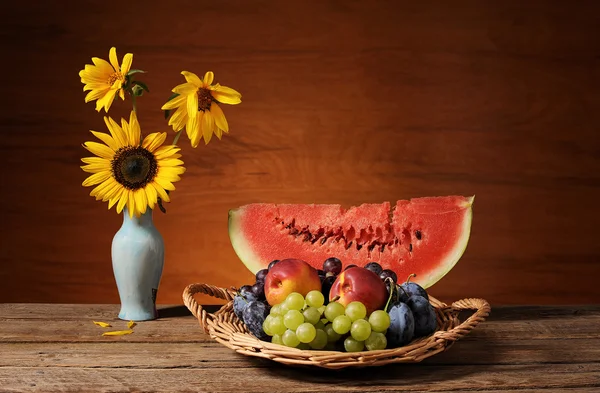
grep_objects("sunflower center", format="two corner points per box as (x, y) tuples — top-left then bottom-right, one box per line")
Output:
(111, 146), (158, 190)
(107, 72), (125, 86)
(197, 88), (213, 111)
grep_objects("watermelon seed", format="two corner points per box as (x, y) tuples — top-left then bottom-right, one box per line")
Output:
(345, 241), (353, 250)
(380, 244), (386, 252)
(367, 243), (377, 252)
(356, 244), (363, 250)
(409, 243), (413, 252)
(415, 230), (422, 240)
(290, 228), (299, 235)
(320, 237), (327, 245)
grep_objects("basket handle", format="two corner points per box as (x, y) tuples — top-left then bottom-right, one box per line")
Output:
(433, 298), (491, 342)
(183, 283), (236, 333)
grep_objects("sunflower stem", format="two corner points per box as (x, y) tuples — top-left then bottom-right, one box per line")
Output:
(172, 130), (183, 145)
(131, 94), (137, 112)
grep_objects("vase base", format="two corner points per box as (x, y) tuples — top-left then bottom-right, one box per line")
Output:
(118, 308), (158, 321)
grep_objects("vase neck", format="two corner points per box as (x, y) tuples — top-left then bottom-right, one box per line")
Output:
(122, 208), (154, 227)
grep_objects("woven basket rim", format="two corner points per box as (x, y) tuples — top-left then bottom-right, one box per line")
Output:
(183, 283), (491, 369)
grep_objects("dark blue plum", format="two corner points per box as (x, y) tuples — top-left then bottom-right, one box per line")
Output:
(364, 262), (383, 275)
(242, 301), (270, 340)
(251, 282), (265, 300)
(386, 303), (415, 348)
(406, 295), (437, 337)
(399, 281), (429, 303)
(238, 285), (254, 299)
(321, 276), (336, 304)
(233, 292), (258, 320)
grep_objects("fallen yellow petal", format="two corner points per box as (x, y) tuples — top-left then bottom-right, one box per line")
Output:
(127, 320), (136, 329)
(93, 321), (112, 328)
(102, 330), (134, 336)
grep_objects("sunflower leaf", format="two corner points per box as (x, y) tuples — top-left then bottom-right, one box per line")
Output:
(127, 69), (146, 76)
(133, 81), (150, 93)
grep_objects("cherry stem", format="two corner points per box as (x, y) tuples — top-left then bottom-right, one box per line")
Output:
(405, 273), (417, 284)
(384, 277), (396, 312)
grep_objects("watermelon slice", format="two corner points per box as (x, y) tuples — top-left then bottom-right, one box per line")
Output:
(228, 196), (474, 288)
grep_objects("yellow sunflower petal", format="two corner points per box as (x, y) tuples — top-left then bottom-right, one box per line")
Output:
(82, 171), (111, 187)
(93, 321), (112, 328)
(90, 178), (116, 199)
(154, 176), (176, 191)
(129, 111), (141, 146)
(158, 158), (184, 167)
(83, 142), (115, 159)
(152, 182), (170, 202)
(161, 94), (187, 110)
(203, 71), (214, 86)
(81, 162), (111, 173)
(190, 111), (203, 148)
(85, 89), (108, 103)
(182, 71), (203, 87)
(202, 110), (215, 145)
(108, 188), (123, 209)
(101, 180), (123, 202)
(82, 157), (110, 165)
(102, 117), (127, 148)
(108, 47), (119, 70)
(116, 191), (128, 214)
(145, 185), (157, 209)
(154, 145), (181, 160)
(210, 85), (242, 105)
(90, 131), (118, 151)
(158, 170), (181, 182)
(121, 53), (133, 75)
(135, 189), (148, 215)
(210, 103), (229, 133)
(169, 106), (187, 132)
(128, 190), (136, 218)
(102, 330), (133, 336)
(142, 132), (167, 152)
(91, 57), (113, 73)
(96, 89), (117, 112)
(119, 88), (125, 101)
(161, 166), (186, 176)
(173, 83), (198, 95)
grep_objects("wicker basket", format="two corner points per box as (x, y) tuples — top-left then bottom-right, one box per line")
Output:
(183, 283), (491, 369)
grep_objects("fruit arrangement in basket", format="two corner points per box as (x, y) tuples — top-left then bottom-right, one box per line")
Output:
(234, 257), (438, 352)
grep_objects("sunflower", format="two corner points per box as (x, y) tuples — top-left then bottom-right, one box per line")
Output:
(81, 111), (185, 217)
(161, 71), (242, 147)
(79, 47), (133, 112)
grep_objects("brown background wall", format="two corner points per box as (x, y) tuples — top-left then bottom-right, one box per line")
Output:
(1, 0), (599, 306)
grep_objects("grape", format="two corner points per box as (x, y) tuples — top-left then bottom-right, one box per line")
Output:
(267, 259), (280, 271)
(255, 268), (268, 283)
(345, 301), (367, 321)
(368, 310), (391, 332)
(399, 281), (429, 302)
(269, 303), (283, 316)
(251, 282), (265, 300)
(303, 307), (321, 325)
(323, 257), (342, 275)
(238, 285), (254, 299)
(242, 301), (270, 341)
(380, 269), (397, 284)
(283, 310), (304, 330)
(285, 292), (305, 311)
(324, 324), (341, 342)
(233, 292), (257, 320)
(386, 302), (415, 348)
(297, 343), (311, 350)
(309, 329), (328, 350)
(332, 315), (352, 335)
(324, 342), (337, 351)
(324, 302), (345, 322)
(364, 262), (383, 275)
(296, 323), (317, 343)
(344, 264), (358, 271)
(262, 315), (274, 336)
(279, 303), (290, 315)
(321, 276), (336, 303)
(271, 334), (283, 345)
(269, 315), (287, 336)
(365, 331), (387, 351)
(282, 330), (300, 347)
(305, 290), (325, 308)
(344, 337), (365, 352)
(318, 306), (326, 315)
(314, 320), (326, 330)
(406, 295), (437, 337)
(350, 319), (371, 341)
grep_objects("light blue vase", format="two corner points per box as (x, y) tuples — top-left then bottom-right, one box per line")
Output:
(111, 208), (164, 321)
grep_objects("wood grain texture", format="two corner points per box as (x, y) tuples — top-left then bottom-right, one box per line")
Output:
(1, 0), (599, 305)
(1, 304), (600, 392)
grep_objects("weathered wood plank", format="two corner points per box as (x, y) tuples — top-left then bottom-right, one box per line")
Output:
(0, 364), (599, 392)
(1, 338), (599, 368)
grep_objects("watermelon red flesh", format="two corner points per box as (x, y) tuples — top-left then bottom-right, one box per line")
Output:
(228, 196), (474, 289)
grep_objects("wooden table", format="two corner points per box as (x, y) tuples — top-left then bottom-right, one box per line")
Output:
(1, 304), (599, 392)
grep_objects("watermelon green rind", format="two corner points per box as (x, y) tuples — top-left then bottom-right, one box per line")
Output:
(228, 196), (474, 289)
